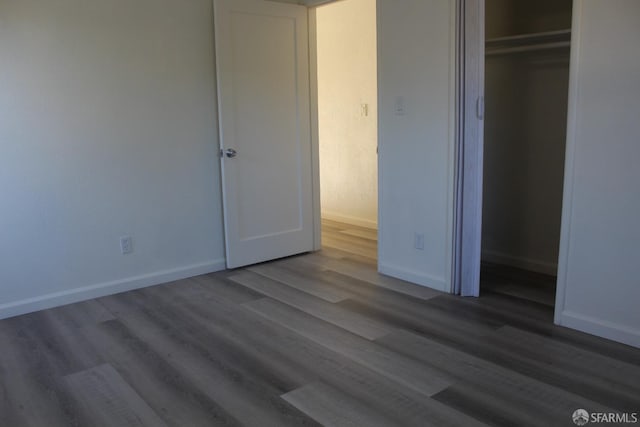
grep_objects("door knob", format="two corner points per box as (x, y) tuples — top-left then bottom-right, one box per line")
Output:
(221, 148), (237, 158)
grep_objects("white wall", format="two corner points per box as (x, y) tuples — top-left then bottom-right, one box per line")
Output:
(0, 0), (225, 318)
(556, 0), (640, 348)
(377, 0), (456, 291)
(317, 0), (377, 228)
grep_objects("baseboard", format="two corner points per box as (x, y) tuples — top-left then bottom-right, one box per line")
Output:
(322, 211), (377, 229)
(556, 310), (640, 349)
(0, 258), (227, 320)
(482, 250), (558, 276)
(378, 263), (448, 293)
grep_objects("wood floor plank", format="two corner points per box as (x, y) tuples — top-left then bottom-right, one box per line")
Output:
(100, 289), (322, 419)
(243, 298), (453, 398)
(377, 316), (637, 413)
(536, 325), (640, 367)
(104, 274), (484, 426)
(322, 219), (377, 238)
(85, 320), (242, 427)
(322, 235), (377, 260)
(140, 274), (261, 308)
(322, 247), (380, 265)
(97, 273), (261, 320)
(338, 227), (378, 241)
(332, 293), (502, 350)
(45, 299), (116, 327)
(484, 326), (640, 411)
(0, 317), (89, 426)
(101, 285), (317, 391)
(324, 230), (377, 247)
(481, 262), (557, 288)
(172, 290), (483, 427)
(188, 273), (265, 304)
(107, 286), (476, 426)
(452, 287), (640, 366)
(432, 386), (552, 427)
(16, 300), (241, 427)
(420, 293), (553, 336)
(299, 244), (379, 266)
(17, 309), (107, 375)
(297, 255), (443, 301)
(495, 326), (640, 389)
(247, 263), (354, 303)
(229, 270), (392, 340)
(64, 364), (168, 427)
(103, 303), (318, 426)
(377, 330), (614, 426)
(320, 222), (378, 259)
(481, 278), (556, 307)
(281, 382), (398, 427)
(320, 218), (350, 231)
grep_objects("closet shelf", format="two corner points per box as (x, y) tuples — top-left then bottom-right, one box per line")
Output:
(486, 29), (571, 56)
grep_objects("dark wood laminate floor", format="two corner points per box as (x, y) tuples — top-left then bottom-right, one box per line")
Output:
(1, 220), (639, 426)
(481, 262), (558, 307)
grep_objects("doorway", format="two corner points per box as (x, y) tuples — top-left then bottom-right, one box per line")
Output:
(479, 0), (573, 307)
(312, 0), (379, 262)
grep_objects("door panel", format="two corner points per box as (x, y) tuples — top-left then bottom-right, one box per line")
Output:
(454, 0), (484, 297)
(215, 0), (313, 268)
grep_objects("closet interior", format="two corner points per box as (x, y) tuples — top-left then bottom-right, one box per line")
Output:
(480, 0), (573, 306)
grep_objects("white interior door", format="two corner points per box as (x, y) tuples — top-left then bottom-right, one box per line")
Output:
(214, 0), (314, 269)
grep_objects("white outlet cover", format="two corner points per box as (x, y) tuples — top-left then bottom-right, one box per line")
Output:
(120, 236), (133, 254)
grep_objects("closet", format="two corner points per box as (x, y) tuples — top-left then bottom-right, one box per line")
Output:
(480, 0), (573, 304)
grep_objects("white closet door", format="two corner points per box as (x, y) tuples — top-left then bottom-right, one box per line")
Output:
(454, 0), (485, 297)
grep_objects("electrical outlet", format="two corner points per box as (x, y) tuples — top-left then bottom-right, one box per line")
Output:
(414, 233), (425, 250)
(120, 236), (133, 255)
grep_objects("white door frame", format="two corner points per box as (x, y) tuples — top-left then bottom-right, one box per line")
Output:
(452, 0), (484, 297)
(308, 6), (323, 251)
